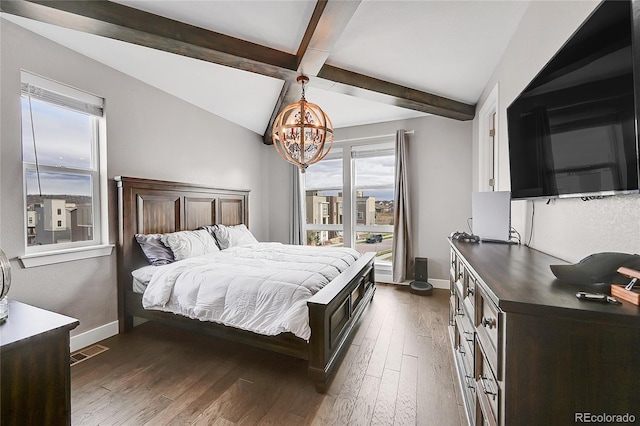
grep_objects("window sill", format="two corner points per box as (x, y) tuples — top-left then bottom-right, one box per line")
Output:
(375, 259), (392, 271)
(19, 244), (114, 268)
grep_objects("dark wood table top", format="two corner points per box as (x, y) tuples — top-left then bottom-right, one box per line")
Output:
(0, 300), (79, 350)
(450, 239), (640, 328)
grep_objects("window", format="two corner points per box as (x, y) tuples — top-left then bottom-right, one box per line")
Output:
(20, 72), (111, 267)
(304, 141), (395, 263)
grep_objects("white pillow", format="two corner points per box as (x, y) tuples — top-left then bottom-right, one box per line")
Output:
(214, 224), (258, 249)
(160, 229), (219, 261)
(131, 265), (157, 285)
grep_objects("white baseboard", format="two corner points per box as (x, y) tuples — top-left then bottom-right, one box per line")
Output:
(429, 278), (449, 289)
(70, 320), (119, 352)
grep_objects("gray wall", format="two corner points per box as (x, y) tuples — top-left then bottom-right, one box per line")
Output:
(0, 19), (284, 335)
(334, 115), (473, 281)
(473, 0), (640, 262)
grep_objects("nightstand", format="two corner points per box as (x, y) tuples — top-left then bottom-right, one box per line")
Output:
(1, 300), (79, 425)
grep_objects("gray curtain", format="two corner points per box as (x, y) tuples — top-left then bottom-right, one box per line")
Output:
(392, 130), (414, 282)
(290, 165), (306, 245)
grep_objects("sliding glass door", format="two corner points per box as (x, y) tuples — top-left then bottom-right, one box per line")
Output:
(353, 143), (395, 263)
(304, 141), (395, 265)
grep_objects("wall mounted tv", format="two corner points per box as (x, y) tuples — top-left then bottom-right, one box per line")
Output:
(507, 0), (640, 200)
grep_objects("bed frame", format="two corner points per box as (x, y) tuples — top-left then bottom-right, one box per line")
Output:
(115, 176), (376, 392)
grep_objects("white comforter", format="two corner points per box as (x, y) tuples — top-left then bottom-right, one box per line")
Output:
(141, 243), (360, 340)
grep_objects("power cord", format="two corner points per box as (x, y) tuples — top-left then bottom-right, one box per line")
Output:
(509, 227), (521, 245)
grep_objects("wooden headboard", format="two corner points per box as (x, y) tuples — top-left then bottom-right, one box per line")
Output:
(115, 176), (250, 329)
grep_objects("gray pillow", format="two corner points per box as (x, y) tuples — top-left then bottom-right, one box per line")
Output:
(135, 233), (175, 266)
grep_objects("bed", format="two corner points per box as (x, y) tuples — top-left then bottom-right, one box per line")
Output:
(115, 176), (376, 392)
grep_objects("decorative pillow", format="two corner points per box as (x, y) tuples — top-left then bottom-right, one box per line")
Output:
(213, 224), (258, 249)
(160, 229), (220, 261)
(198, 225), (221, 249)
(135, 233), (175, 266)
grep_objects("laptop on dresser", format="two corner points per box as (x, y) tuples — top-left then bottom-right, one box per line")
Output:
(471, 191), (511, 243)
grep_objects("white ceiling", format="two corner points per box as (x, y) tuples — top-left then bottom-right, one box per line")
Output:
(2, 1), (530, 135)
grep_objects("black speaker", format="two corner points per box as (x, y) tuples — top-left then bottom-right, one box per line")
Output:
(410, 257), (433, 296)
(415, 257), (428, 281)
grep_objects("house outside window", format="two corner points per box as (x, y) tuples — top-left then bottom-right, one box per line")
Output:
(305, 149), (344, 247)
(304, 141), (395, 264)
(20, 71), (111, 267)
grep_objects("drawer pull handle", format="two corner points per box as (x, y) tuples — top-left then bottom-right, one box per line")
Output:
(465, 375), (475, 389)
(457, 308), (464, 316)
(482, 317), (496, 329)
(463, 331), (474, 343)
(468, 287), (474, 296)
(480, 375), (497, 400)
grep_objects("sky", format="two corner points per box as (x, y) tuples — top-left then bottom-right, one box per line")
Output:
(22, 97), (95, 196)
(305, 149), (395, 201)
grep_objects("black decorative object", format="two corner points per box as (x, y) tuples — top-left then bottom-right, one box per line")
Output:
(410, 257), (433, 296)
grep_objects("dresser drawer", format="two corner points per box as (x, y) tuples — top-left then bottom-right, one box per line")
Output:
(466, 276), (477, 308)
(450, 250), (457, 283)
(453, 324), (476, 425)
(456, 312), (475, 347)
(476, 285), (499, 373)
(476, 348), (500, 426)
(455, 316), (475, 372)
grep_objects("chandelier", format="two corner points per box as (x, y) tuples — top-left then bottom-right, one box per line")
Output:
(272, 75), (333, 173)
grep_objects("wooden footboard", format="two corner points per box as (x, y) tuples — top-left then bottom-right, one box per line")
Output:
(307, 252), (376, 392)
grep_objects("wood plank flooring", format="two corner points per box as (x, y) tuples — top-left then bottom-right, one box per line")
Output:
(70, 285), (465, 425)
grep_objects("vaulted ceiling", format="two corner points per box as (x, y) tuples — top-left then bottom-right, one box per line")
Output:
(0, 0), (530, 141)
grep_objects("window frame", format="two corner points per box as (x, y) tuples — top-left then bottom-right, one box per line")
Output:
(303, 138), (395, 264)
(19, 71), (112, 267)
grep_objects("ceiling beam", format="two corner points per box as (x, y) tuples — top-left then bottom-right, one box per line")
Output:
(0, 0), (299, 80)
(1, 0), (476, 144)
(295, 0), (361, 76)
(318, 65), (476, 121)
(263, 0), (362, 144)
(262, 81), (292, 146)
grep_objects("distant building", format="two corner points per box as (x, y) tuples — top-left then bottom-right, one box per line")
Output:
(43, 199), (66, 231)
(306, 190), (378, 245)
(306, 191), (343, 244)
(26, 198), (92, 246)
(355, 192), (375, 225)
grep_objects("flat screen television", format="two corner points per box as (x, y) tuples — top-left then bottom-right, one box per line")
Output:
(507, 0), (640, 200)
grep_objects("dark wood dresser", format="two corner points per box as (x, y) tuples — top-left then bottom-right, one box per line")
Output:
(449, 239), (640, 426)
(1, 300), (79, 425)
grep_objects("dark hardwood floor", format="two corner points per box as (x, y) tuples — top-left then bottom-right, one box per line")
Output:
(70, 285), (465, 425)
